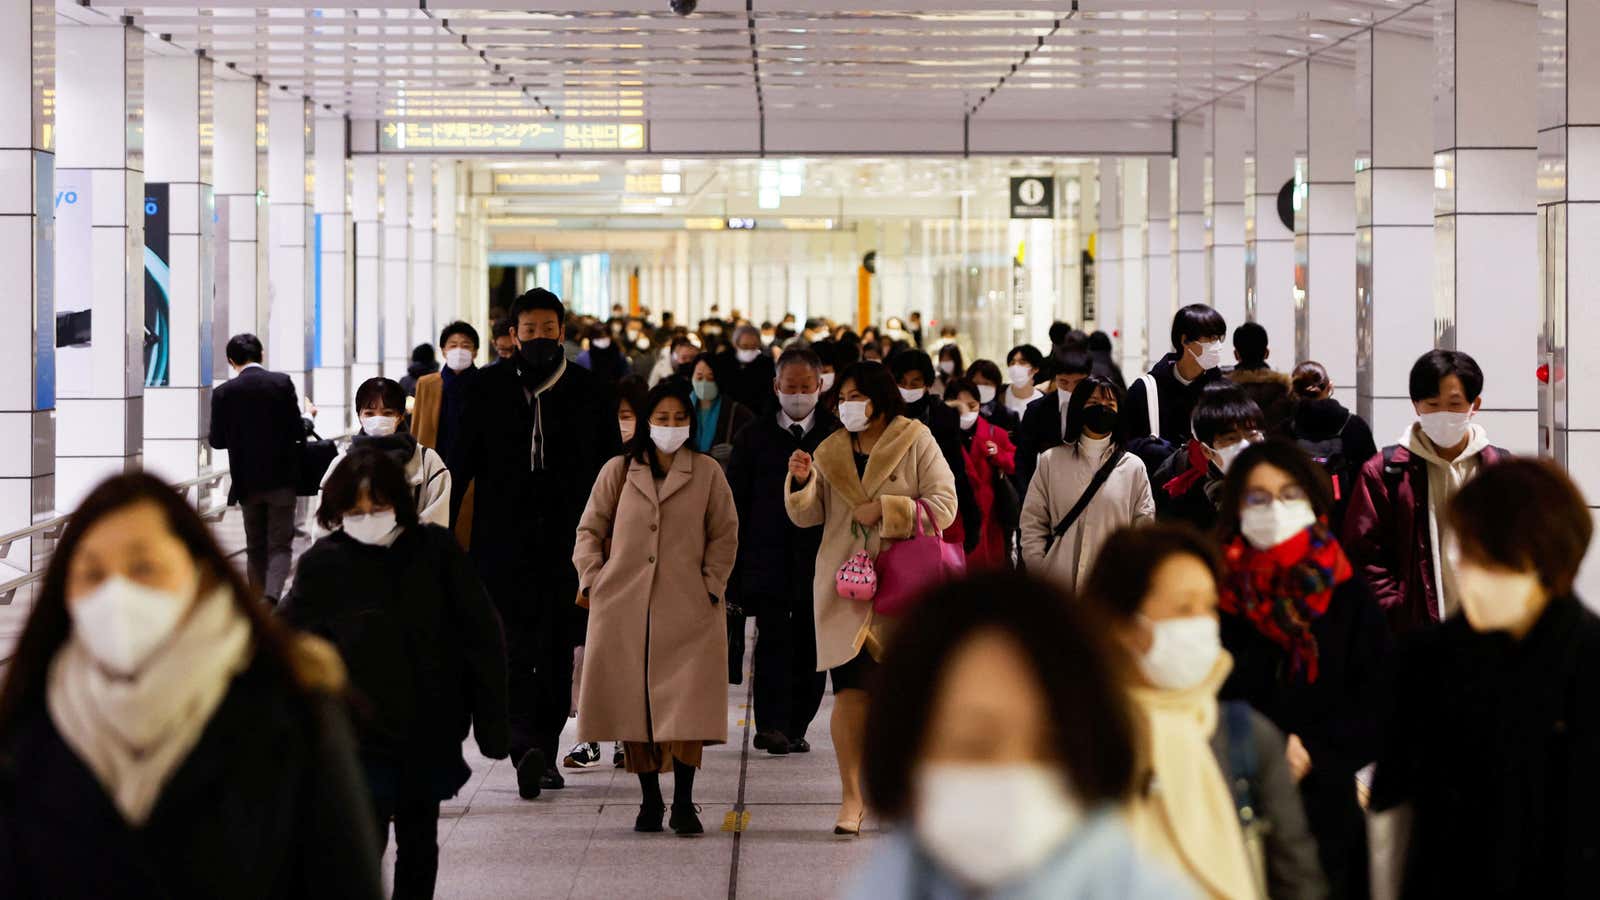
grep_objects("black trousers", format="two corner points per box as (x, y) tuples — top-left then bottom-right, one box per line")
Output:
(751, 585), (826, 741)
(1302, 767), (1370, 900)
(240, 486), (297, 601)
(371, 779), (442, 900)
(499, 591), (577, 767)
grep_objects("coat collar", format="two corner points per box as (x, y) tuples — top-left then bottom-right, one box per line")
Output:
(812, 416), (920, 505)
(626, 448), (697, 505)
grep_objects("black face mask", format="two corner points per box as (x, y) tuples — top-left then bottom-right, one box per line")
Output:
(1080, 404), (1119, 436)
(517, 338), (564, 384)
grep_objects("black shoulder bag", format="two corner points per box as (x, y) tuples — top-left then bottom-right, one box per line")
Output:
(1043, 448), (1125, 553)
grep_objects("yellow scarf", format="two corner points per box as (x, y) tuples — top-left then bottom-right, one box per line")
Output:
(1125, 652), (1257, 900)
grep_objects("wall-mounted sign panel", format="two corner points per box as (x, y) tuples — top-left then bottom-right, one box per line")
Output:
(493, 171), (625, 193)
(380, 120), (647, 153)
(1009, 175), (1055, 219)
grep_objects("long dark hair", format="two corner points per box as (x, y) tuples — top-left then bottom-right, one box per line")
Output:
(1063, 374), (1126, 451)
(0, 474), (336, 742)
(626, 379), (698, 478)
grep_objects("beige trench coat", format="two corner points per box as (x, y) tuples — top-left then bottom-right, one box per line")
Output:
(785, 416), (959, 672)
(1019, 442), (1155, 591)
(573, 450), (739, 744)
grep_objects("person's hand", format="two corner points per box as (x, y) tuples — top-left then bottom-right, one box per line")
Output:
(1286, 733), (1312, 783)
(789, 450), (813, 484)
(985, 440), (999, 457)
(853, 500), (883, 528)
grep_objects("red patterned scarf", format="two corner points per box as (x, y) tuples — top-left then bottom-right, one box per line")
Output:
(1220, 524), (1353, 684)
(1163, 439), (1212, 498)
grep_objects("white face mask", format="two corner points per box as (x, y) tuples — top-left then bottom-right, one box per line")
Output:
(1007, 364), (1034, 389)
(444, 347), (474, 372)
(839, 400), (873, 433)
(69, 575), (193, 676)
(1456, 560), (1541, 633)
(977, 384), (997, 405)
(1138, 614), (1222, 691)
(958, 410), (979, 431)
(343, 510), (401, 546)
(1240, 498), (1318, 550)
(939, 360), (956, 376)
(360, 415), (399, 437)
(915, 763), (1082, 890)
(820, 371), (836, 392)
(736, 347), (762, 364)
(1192, 340), (1225, 371)
(618, 419), (636, 443)
(591, 337), (611, 350)
(1207, 439), (1251, 475)
(1418, 410), (1473, 448)
(651, 424), (691, 454)
(778, 390), (819, 422)
(899, 386), (927, 404)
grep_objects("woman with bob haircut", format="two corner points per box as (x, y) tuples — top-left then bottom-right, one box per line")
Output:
(323, 376), (451, 530)
(1372, 459), (1600, 898)
(844, 571), (1184, 897)
(0, 473), (382, 898)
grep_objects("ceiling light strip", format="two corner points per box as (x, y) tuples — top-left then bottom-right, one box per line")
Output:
(968, 0), (1077, 119)
(748, 0), (765, 156)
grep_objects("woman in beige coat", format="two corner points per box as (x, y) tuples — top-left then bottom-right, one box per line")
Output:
(1020, 375), (1155, 589)
(786, 361), (959, 836)
(574, 379), (740, 837)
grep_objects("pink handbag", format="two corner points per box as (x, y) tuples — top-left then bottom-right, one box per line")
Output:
(874, 500), (966, 617)
(835, 523), (878, 602)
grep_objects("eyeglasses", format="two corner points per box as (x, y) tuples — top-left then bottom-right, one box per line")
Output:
(1242, 484), (1309, 508)
(1212, 429), (1265, 450)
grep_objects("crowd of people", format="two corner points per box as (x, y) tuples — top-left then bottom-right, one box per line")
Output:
(1, 288), (1597, 900)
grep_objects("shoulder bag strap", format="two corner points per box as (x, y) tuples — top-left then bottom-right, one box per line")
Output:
(1139, 373), (1160, 437)
(1051, 448), (1126, 542)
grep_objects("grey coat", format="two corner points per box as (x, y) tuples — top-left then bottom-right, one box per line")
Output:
(1211, 707), (1328, 900)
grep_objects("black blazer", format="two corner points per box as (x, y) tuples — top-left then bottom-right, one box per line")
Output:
(209, 366), (305, 503)
(1014, 392), (1064, 494)
(0, 655), (383, 900)
(726, 410), (841, 601)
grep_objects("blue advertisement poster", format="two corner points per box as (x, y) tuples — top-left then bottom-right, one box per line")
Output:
(143, 183), (171, 387)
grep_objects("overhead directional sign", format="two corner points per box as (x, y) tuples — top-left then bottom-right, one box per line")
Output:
(1010, 175), (1055, 219)
(380, 120), (647, 153)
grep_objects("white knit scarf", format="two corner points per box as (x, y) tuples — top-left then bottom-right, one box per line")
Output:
(47, 587), (253, 826)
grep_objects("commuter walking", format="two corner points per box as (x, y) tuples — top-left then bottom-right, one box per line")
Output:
(1227, 323), (1294, 437)
(1016, 348), (1094, 494)
(786, 361), (958, 836)
(490, 318), (517, 364)
(282, 448), (509, 900)
(686, 354), (754, 468)
(575, 322), (630, 384)
(573, 379), (739, 836)
(1019, 376), (1154, 589)
(448, 288), (620, 801)
(943, 378), (1017, 570)
(723, 324), (778, 412)
(727, 348), (839, 756)
(963, 358), (1021, 435)
(1086, 330), (1127, 392)
(1085, 525), (1326, 900)
(891, 349), (979, 554)
(1216, 441), (1391, 899)
(932, 343), (964, 397)
(399, 344), (440, 398)
(1003, 344), (1047, 418)
(1341, 350), (1510, 633)
(411, 321), (480, 464)
(1287, 362), (1377, 531)
(0, 473), (382, 898)
(1372, 459), (1600, 897)
(1126, 304), (1229, 444)
(208, 333), (305, 604)
(843, 573), (1186, 899)
(324, 378), (451, 529)
(1151, 382), (1264, 532)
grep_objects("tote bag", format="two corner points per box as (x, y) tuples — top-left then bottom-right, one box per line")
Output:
(874, 500), (966, 617)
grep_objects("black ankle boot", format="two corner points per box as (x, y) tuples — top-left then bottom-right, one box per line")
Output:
(635, 803), (665, 833)
(669, 804), (703, 836)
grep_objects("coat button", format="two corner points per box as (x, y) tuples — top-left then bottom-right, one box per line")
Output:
(650, 524), (658, 532)
(890, 474), (898, 482)
(648, 555), (656, 564)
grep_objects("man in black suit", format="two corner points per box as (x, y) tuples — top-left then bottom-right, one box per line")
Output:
(1014, 348), (1094, 495)
(722, 323), (778, 413)
(726, 347), (838, 756)
(207, 333), (304, 603)
(448, 288), (620, 801)
(889, 349), (980, 555)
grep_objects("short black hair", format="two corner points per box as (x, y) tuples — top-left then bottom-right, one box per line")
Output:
(889, 349), (935, 385)
(1063, 375), (1127, 448)
(1171, 303), (1228, 350)
(410, 343), (436, 364)
(226, 333), (264, 366)
(776, 346), (822, 378)
(942, 377), (980, 405)
(1007, 344), (1045, 371)
(1086, 331), (1113, 354)
(837, 361), (903, 422)
(1084, 524), (1223, 621)
(1408, 349), (1484, 402)
(1191, 381), (1263, 446)
(439, 320), (480, 351)
(491, 317), (517, 339)
(1047, 321), (1073, 346)
(316, 445), (420, 533)
(354, 377), (406, 415)
(626, 378), (699, 477)
(1232, 322), (1269, 367)
(864, 572), (1137, 821)
(510, 287), (566, 325)
(1449, 459), (1589, 595)
(1050, 348), (1094, 380)
(1059, 330), (1091, 352)
(965, 358), (1003, 388)
(1216, 440), (1336, 539)
(809, 339), (838, 369)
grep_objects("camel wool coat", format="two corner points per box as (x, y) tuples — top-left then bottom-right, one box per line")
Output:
(573, 450), (739, 745)
(785, 416), (959, 672)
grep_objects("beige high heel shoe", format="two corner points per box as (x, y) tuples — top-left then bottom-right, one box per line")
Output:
(833, 808), (866, 836)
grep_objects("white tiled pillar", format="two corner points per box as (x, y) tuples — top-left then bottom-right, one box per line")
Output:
(435, 161), (460, 340)
(1144, 157), (1174, 371)
(0, 0), (55, 556)
(1248, 81), (1297, 363)
(1435, 0), (1538, 454)
(213, 76), (266, 385)
(313, 114), (352, 434)
(1094, 158), (1123, 341)
(352, 156), (383, 390)
(142, 54), (215, 486)
(267, 94), (313, 402)
(382, 158), (411, 379)
(1175, 113), (1207, 307)
(1357, 30), (1436, 442)
(1208, 104), (1247, 330)
(1297, 59), (1359, 393)
(410, 160), (435, 350)
(1119, 158), (1147, 373)
(54, 22), (142, 511)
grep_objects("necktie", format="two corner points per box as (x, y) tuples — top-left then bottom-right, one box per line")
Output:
(790, 424), (805, 442)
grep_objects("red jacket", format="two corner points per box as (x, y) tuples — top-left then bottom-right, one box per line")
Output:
(1340, 443), (1509, 634)
(959, 416), (1017, 570)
